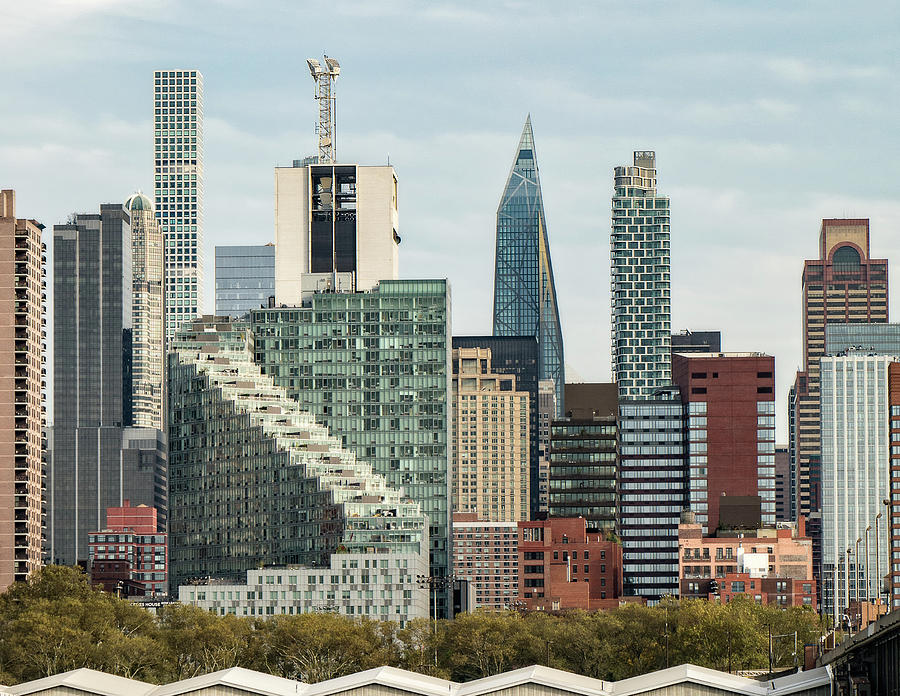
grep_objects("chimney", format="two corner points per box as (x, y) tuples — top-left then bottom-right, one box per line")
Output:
(0, 190), (14, 218)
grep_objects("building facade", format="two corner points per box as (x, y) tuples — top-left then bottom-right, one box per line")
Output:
(168, 317), (430, 603)
(451, 347), (530, 522)
(125, 193), (164, 430)
(492, 117), (564, 415)
(153, 69), (204, 343)
(274, 162), (399, 305)
(671, 330), (721, 355)
(820, 353), (894, 622)
(611, 151), (671, 399)
(518, 518), (623, 611)
(888, 363), (900, 610)
(88, 502), (167, 597)
(792, 220), (887, 524)
(249, 279), (452, 614)
(618, 386), (686, 602)
(775, 446), (791, 523)
(537, 379), (556, 517)
(451, 513), (519, 610)
(679, 518), (815, 608)
(452, 336), (541, 518)
(0, 191), (45, 590)
(672, 352), (776, 532)
(215, 244), (275, 317)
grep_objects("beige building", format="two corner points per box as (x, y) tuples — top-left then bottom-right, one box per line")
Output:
(125, 193), (164, 429)
(0, 190), (45, 591)
(274, 162), (399, 305)
(451, 347), (529, 522)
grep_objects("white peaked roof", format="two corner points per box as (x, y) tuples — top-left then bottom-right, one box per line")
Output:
(4, 668), (155, 696)
(0, 663), (832, 696)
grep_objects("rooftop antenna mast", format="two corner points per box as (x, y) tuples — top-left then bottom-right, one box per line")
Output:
(306, 55), (340, 163)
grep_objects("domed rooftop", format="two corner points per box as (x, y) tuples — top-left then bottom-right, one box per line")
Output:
(125, 192), (154, 212)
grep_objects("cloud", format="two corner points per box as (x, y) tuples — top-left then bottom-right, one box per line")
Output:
(765, 57), (888, 84)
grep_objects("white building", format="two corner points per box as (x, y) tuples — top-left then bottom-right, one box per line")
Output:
(274, 162), (399, 305)
(153, 69), (203, 343)
(610, 151), (672, 399)
(821, 352), (894, 623)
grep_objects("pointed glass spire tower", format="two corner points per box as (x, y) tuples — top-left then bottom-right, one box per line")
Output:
(493, 116), (565, 415)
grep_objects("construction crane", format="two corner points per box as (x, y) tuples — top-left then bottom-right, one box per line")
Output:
(306, 55), (340, 163)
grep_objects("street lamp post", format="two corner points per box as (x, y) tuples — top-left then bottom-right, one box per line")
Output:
(855, 537), (862, 609)
(416, 574), (455, 667)
(885, 498), (893, 608)
(865, 525), (872, 608)
(875, 512), (883, 612)
(846, 547), (852, 630)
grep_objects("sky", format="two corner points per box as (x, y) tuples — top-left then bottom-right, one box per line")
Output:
(2, 0), (898, 441)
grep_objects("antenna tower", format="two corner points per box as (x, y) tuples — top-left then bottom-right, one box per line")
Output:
(306, 55), (340, 163)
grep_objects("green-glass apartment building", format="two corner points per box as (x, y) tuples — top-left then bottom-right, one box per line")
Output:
(250, 279), (452, 613)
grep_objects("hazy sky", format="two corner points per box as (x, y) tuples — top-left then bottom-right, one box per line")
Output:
(2, 0), (898, 440)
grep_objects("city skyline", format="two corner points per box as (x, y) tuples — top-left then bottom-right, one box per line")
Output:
(2, 2), (898, 443)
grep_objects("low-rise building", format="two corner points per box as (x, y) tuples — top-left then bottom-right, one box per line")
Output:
(518, 518), (623, 611)
(451, 513), (518, 610)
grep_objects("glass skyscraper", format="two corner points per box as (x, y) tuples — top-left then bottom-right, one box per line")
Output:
(610, 151), (671, 399)
(250, 279), (452, 615)
(215, 244), (276, 317)
(153, 69), (203, 343)
(492, 117), (564, 415)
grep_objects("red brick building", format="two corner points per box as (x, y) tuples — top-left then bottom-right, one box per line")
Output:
(711, 573), (815, 607)
(452, 512), (519, 610)
(88, 502), (168, 597)
(518, 518), (622, 611)
(672, 352), (776, 532)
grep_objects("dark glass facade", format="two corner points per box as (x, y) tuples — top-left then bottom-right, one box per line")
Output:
(492, 117), (564, 416)
(452, 336), (540, 517)
(214, 244), (275, 317)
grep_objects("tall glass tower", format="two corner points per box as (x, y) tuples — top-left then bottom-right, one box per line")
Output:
(610, 151), (671, 399)
(153, 69), (203, 344)
(492, 116), (564, 415)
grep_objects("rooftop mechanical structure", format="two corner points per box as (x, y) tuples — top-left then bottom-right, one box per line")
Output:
(306, 55), (340, 163)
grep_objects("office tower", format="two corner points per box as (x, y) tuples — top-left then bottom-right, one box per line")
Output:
(49, 206), (167, 565)
(792, 220), (887, 524)
(87, 501), (167, 597)
(0, 191), (45, 590)
(518, 518), (623, 611)
(549, 384), (618, 530)
(536, 379), (556, 516)
(451, 347), (529, 522)
(618, 386), (686, 601)
(826, 322), (900, 354)
(775, 447), (791, 522)
(125, 193), (164, 430)
(672, 352), (776, 532)
(274, 161), (399, 305)
(451, 513), (519, 610)
(611, 151), (672, 399)
(215, 244), (275, 317)
(250, 279), (452, 615)
(452, 336), (540, 517)
(820, 352), (894, 622)
(168, 317), (429, 623)
(492, 117), (564, 415)
(671, 330), (721, 354)
(153, 69), (204, 343)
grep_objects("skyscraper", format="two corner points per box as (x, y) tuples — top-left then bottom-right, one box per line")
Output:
(492, 117), (564, 415)
(792, 220), (887, 524)
(153, 69), (203, 343)
(215, 244), (275, 317)
(610, 151), (672, 399)
(0, 191), (45, 591)
(49, 206), (166, 565)
(125, 193), (164, 430)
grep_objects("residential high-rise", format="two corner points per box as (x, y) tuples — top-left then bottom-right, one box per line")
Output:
(168, 316), (429, 622)
(888, 364), (900, 611)
(672, 352), (776, 532)
(250, 279), (452, 615)
(451, 513), (518, 611)
(611, 151), (672, 399)
(775, 447), (791, 523)
(0, 191), (45, 591)
(274, 161), (399, 305)
(820, 352), (894, 622)
(153, 69), (204, 343)
(537, 379), (556, 517)
(451, 347), (530, 522)
(492, 117), (564, 415)
(792, 220), (887, 523)
(215, 244), (275, 317)
(452, 336), (540, 517)
(618, 386), (686, 602)
(49, 206), (167, 566)
(125, 193), (164, 430)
